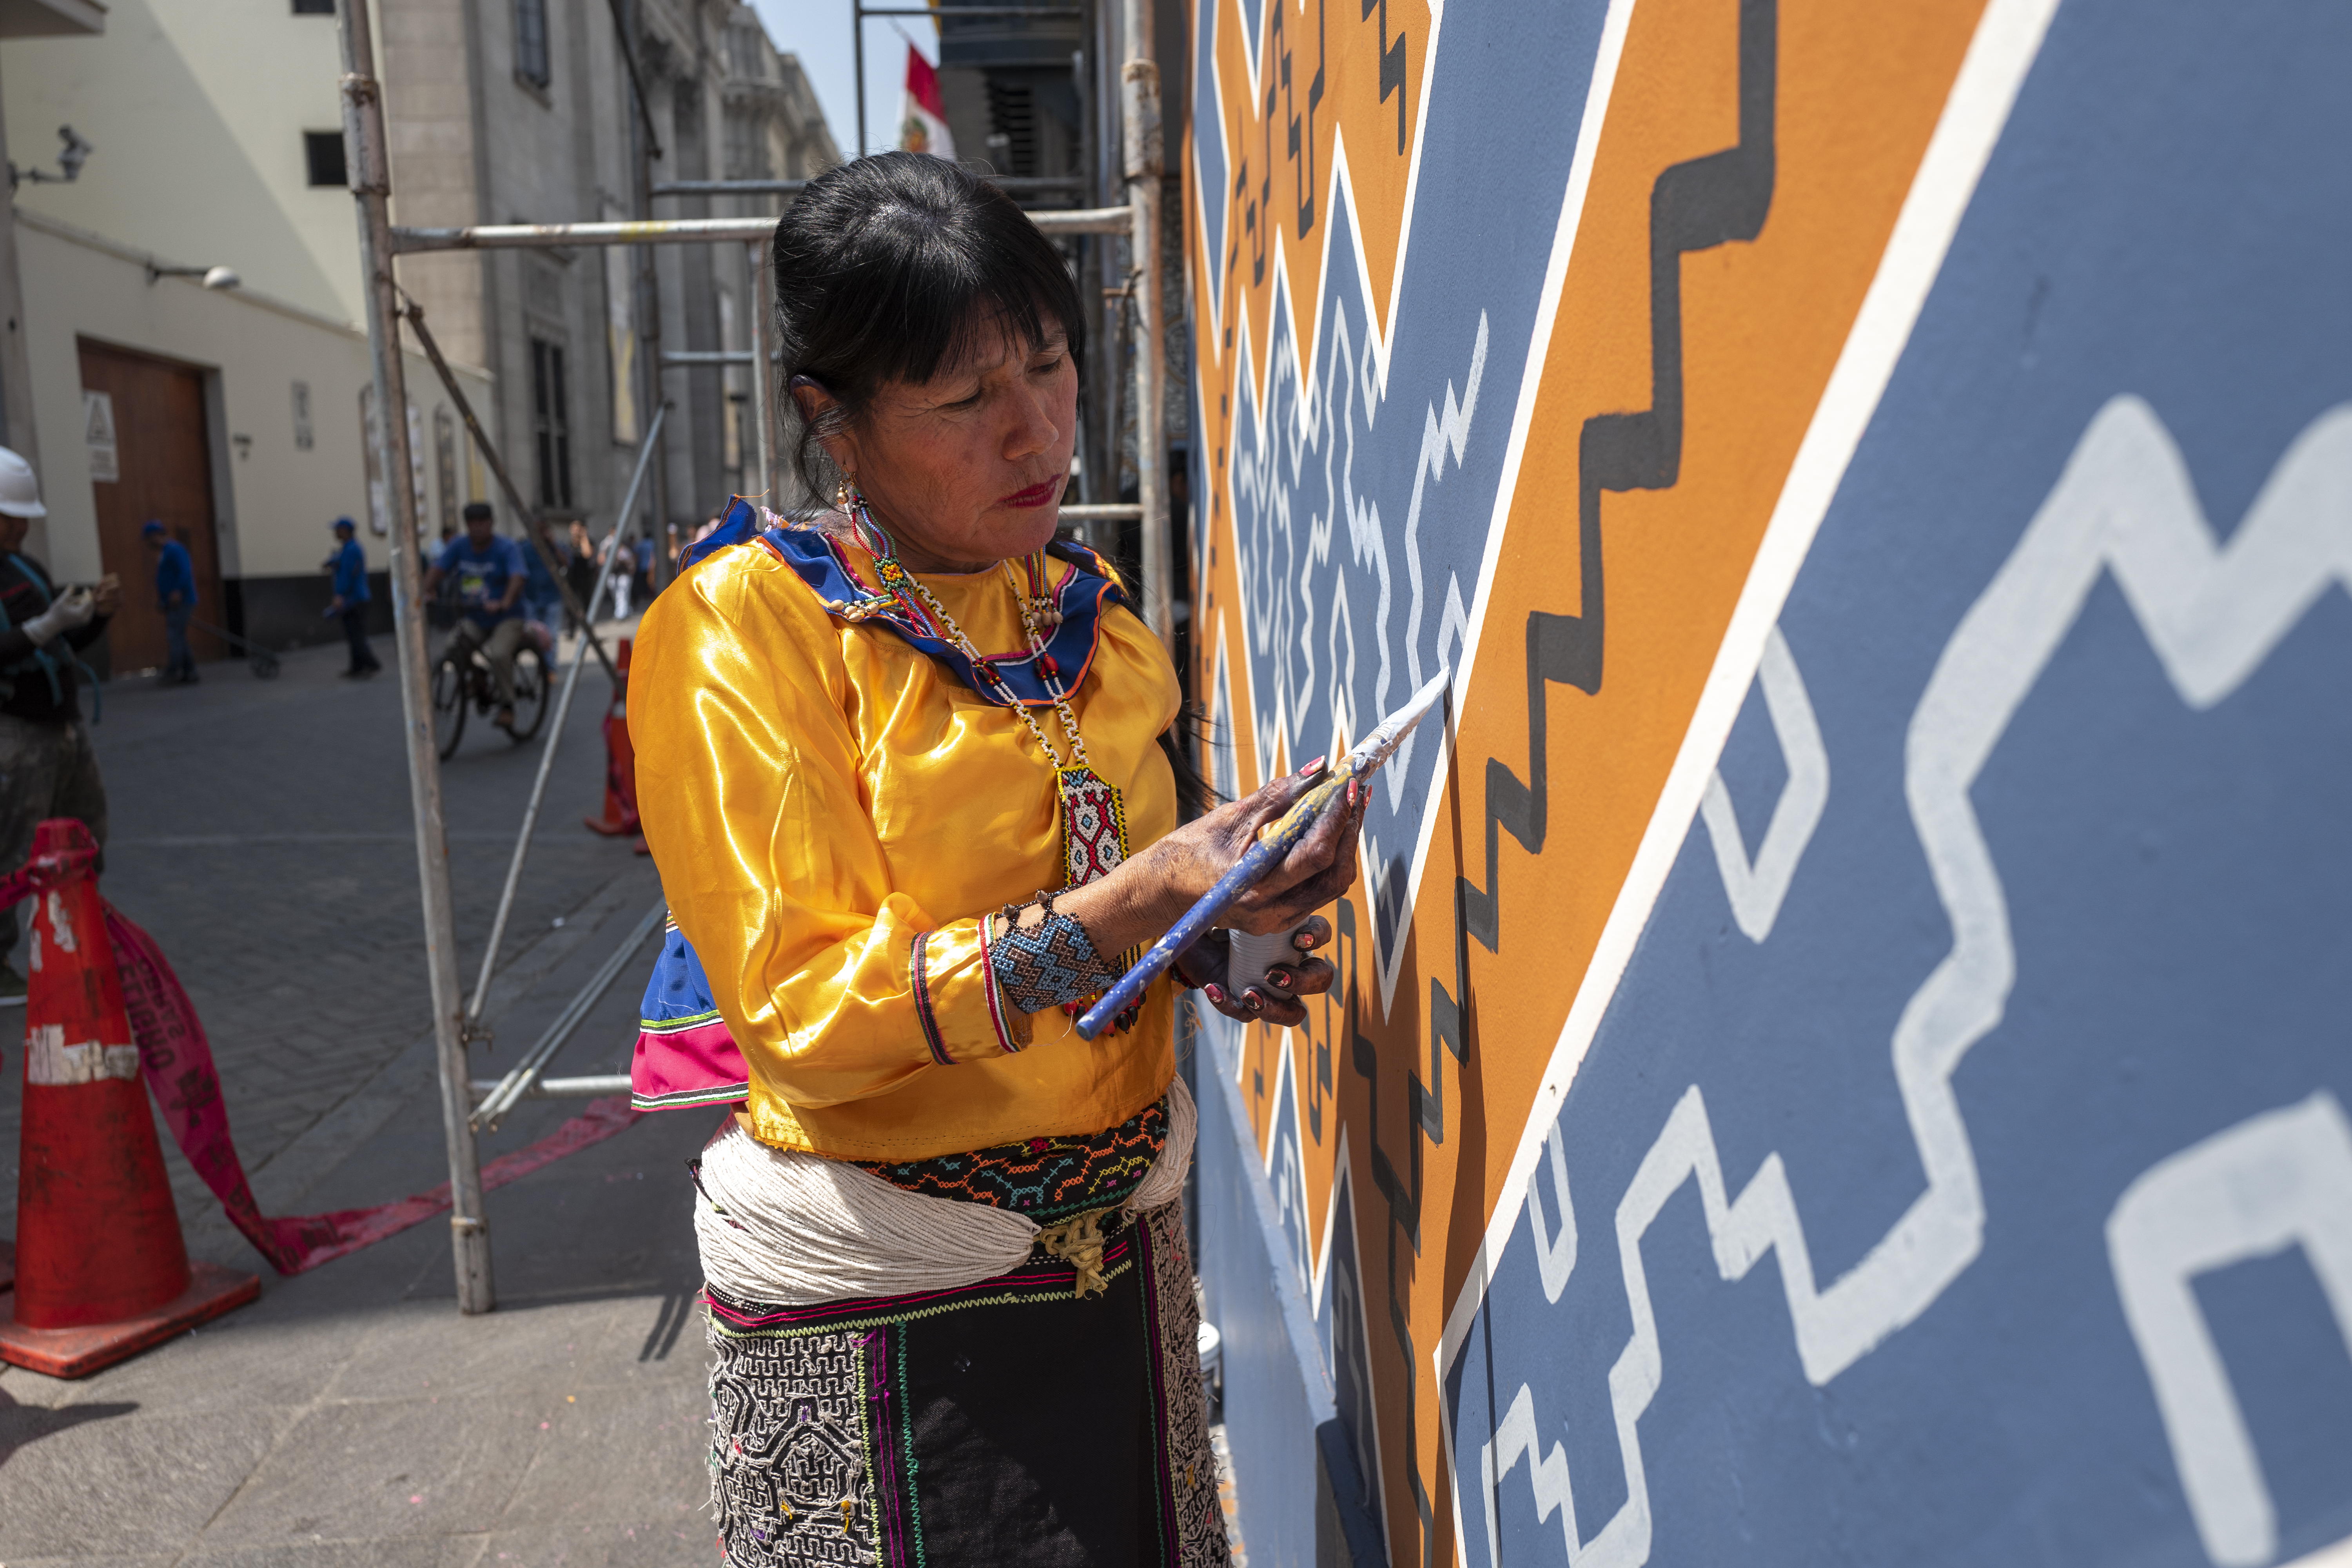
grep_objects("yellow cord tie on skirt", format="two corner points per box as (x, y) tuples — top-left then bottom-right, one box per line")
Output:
(1036, 1206), (1120, 1298)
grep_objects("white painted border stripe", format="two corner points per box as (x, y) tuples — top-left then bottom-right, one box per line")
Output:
(2287, 1534), (2352, 1568)
(1377, 0), (1642, 1017)
(1432, 0), (2063, 1396)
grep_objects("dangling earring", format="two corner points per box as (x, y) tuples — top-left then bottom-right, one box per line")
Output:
(836, 477), (888, 554)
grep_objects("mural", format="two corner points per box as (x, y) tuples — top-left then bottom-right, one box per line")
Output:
(1183, 0), (2352, 1564)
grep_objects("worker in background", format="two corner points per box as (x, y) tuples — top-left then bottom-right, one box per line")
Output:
(0, 447), (120, 998)
(143, 519), (197, 685)
(423, 501), (528, 732)
(323, 516), (380, 679)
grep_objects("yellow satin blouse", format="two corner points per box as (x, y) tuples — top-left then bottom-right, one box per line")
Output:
(631, 528), (1183, 1160)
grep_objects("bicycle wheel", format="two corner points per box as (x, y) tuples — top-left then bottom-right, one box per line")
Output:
(506, 644), (551, 742)
(431, 653), (468, 759)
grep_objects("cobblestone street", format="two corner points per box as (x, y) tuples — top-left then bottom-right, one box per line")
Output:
(0, 630), (720, 1566)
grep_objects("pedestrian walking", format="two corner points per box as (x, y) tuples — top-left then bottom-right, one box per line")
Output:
(323, 517), (380, 678)
(565, 519), (598, 628)
(422, 501), (528, 732)
(605, 531), (634, 620)
(143, 519), (198, 684)
(0, 446), (119, 998)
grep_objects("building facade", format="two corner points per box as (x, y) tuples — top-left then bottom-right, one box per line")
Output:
(380, 0), (835, 562)
(0, 0), (833, 668)
(0, 0), (496, 664)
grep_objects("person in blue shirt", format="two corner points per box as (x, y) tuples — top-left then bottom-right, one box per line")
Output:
(142, 519), (198, 685)
(520, 517), (564, 648)
(422, 501), (528, 731)
(323, 517), (380, 678)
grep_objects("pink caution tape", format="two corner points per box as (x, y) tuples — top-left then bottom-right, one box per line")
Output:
(98, 893), (641, 1275)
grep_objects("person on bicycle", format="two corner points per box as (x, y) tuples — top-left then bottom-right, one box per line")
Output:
(424, 501), (528, 732)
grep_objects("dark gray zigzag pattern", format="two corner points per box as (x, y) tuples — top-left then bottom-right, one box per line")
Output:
(1458, 0), (1778, 953)
(1346, 5), (1779, 1561)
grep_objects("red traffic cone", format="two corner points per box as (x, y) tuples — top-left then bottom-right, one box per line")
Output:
(585, 635), (641, 838)
(0, 820), (256, 1377)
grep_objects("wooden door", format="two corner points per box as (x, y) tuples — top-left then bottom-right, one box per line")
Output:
(77, 340), (225, 671)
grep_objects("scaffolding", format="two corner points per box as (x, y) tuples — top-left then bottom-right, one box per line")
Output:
(334, 0), (1171, 1314)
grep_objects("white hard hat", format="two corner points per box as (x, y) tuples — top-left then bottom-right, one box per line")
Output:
(0, 447), (45, 519)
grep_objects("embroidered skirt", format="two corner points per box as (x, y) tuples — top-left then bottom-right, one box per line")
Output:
(704, 1105), (1229, 1568)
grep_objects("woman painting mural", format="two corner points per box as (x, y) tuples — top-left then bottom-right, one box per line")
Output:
(630, 152), (1366, 1566)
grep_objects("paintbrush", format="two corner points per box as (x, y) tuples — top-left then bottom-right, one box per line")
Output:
(1075, 668), (1451, 1040)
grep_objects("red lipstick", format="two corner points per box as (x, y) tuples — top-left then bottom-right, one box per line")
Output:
(998, 477), (1063, 510)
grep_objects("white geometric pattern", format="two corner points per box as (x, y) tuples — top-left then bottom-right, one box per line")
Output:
(1485, 391), (2352, 1568)
(1697, 626), (1829, 944)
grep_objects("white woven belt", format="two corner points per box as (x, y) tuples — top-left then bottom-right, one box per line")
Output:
(695, 1076), (1196, 1306)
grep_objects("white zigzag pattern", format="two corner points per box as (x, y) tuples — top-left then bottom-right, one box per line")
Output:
(1229, 302), (1489, 784)
(1484, 394), (2352, 1566)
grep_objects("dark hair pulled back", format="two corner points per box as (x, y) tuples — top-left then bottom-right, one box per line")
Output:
(770, 152), (1085, 512)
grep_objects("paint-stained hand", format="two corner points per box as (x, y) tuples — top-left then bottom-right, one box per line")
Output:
(1177, 916), (1336, 1027)
(1146, 761), (1367, 936)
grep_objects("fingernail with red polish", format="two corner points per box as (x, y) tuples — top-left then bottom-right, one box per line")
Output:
(1204, 983), (1227, 1005)
(1298, 755), (1327, 777)
(1294, 929), (1315, 950)
(1347, 779), (1358, 807)
(1243, 990), (1265, 1011)
(1269, 969), (1292, 989)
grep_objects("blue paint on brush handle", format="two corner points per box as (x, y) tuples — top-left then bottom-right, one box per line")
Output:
(1076, 838), (1281, 1039)
(1076, 764), (1352, 1039)
(1074, 668), (1450, 1040)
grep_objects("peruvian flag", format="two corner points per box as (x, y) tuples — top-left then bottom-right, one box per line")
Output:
(900, 45), (955, 159)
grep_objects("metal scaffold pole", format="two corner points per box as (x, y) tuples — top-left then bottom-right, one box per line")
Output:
(853, 0), (867, 157)
(748, 241), (776, 506)
(336, 0), (494, 1314)
(1122, 0), (1172, 649)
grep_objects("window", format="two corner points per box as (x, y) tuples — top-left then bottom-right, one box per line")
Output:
(723, 108), (764, 181)
(292, 0), (334, 13)
(531, 339), (572, 510)
(304, 131), (347, 189)
(514, 0), (550, 89)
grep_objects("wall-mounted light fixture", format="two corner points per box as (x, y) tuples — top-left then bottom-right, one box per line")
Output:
(10, 125), (93, 190)
(147, 264), (242, 291)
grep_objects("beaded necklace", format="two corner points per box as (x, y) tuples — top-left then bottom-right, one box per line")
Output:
(839, 486), (1139, 1028)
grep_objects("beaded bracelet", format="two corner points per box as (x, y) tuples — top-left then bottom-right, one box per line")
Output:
(989, 889), (1119, 1015)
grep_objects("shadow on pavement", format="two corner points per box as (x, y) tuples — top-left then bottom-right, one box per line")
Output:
(0, 1385), (138, 1469)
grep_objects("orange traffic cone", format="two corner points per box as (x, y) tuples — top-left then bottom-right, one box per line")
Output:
(0, 820), (257, 1377)
(585, 635), (641, 838)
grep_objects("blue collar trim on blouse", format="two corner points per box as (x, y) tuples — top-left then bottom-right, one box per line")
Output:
(681, 495), (1132, 709)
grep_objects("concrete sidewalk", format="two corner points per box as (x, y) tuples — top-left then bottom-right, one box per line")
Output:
(0, 630), (721, 1566)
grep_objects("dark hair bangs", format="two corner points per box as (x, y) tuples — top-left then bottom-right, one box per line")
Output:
(769, 152), (1086, 510)
(831, 205), (1074, 392)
